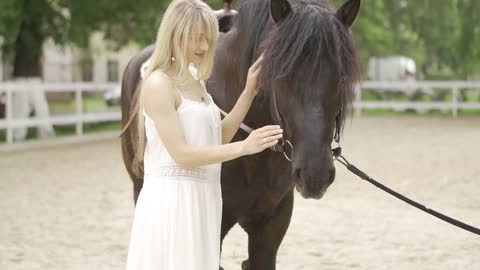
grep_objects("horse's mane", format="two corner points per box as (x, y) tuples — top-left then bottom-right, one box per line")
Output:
(232, 0), (360, 130)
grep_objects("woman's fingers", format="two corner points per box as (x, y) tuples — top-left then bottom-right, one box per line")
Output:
(256, 128), (283, 144)
(248, 124), (283, 152)
(260, 134), (282, 146)
(253, 53), (264, 66)
(250, 53), (265, 71)
(255, 125), (281, 133)
(258, 128), (283, 137)
(253, 65), (262, 76)
(263, 139), (279, 149)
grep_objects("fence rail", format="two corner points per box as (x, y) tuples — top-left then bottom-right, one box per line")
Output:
(0, 82), (120, 144)
(356, 81), (480, 117)
(0, 81), (479, 145)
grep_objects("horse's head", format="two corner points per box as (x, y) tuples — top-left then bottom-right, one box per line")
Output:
(260, 0), (361, 199)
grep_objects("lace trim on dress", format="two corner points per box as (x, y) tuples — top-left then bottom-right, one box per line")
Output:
(145, 166), (218, 181)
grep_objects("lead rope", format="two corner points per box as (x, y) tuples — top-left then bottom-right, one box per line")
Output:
(333, 151), (480, 236)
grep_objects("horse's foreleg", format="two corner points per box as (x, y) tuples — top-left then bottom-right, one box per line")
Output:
(243, 189), (294, 270)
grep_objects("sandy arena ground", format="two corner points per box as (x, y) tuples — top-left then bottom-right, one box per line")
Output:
(1, 116), (479, 270)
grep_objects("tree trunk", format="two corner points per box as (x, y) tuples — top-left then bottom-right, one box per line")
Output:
(13, 0), (44, 78)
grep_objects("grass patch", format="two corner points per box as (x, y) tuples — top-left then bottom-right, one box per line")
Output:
(358, 89), (480, 116)
(356, 108), (480, 117)
(54, 121), (121, 136)
(49, 94), (111, 114)
(0, 121), (121, 143)
(0, 95), (121, 143)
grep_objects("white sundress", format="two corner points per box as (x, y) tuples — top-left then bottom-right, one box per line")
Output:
(126, 66), (223, 270)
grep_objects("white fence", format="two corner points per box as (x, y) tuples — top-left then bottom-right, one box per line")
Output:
(356, 81), (480, 117)
(0, 81), (479, 145)
(0, 82), (120, 144)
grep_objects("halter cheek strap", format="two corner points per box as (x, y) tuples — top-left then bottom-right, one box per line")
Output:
(271, 88), (293, 161)
(217, 89), (342, 163)
(332, 108), (343, 157)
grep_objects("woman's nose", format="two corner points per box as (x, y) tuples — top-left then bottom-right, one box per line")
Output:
(199, 38), (209, 51)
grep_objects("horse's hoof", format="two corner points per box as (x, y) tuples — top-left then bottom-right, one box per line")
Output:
(241, 259), (249, 270)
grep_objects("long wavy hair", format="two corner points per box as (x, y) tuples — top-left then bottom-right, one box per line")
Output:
(136, 0), (219, 164)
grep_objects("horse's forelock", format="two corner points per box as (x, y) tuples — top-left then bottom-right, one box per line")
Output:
(234, 0), (359, 130)
(260, 0), (359, 129)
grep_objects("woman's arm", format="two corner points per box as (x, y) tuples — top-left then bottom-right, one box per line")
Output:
(220, 90), (255, 144)
(143, 70), (282, 168)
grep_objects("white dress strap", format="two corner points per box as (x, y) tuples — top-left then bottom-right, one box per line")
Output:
(169, 81), (185, 100)
(156, 72), (185, 101)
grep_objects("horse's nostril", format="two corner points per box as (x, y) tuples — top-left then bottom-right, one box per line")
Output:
(329, 167), (336, 183)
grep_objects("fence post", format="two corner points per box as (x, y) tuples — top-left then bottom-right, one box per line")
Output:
(6, 87), (13, 143)
(355, 83), (362, 117)
(75, 86), (83, 136)
(452, 87), (458, 117)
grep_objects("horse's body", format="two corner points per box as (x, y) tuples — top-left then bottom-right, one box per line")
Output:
(120, 0), (361, 269)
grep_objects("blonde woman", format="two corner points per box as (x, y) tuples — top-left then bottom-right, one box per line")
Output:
(125, 0), (283, 269)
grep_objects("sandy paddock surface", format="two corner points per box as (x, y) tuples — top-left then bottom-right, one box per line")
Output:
(1, 116), (479, 270)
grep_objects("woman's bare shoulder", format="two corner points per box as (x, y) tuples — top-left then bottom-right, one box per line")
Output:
(143, 70), (177, 105)
(144, 70), (175, 97)
(144, 70), (174, 92)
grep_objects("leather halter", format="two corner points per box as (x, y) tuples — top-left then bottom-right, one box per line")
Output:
(270, 87), (294, 161)
(271, 88), (343, 162)
(218, 88), (343, 162)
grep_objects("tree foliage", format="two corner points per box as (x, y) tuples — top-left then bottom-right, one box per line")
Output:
(0, 0), (223, 76)
(0, 0), (478, 79)
(333, 0), (480, 79)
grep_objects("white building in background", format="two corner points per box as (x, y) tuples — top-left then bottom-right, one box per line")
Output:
(78, 32), (140, 84)
(42, 39), (74, 82)
(47, 32), (140, 83)
(367, 56), (417, 81)
(0, 32), (141, 141)
(1, 31), (141, 83)
(366, 55), (419, 99)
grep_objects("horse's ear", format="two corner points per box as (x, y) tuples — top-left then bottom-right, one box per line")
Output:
(217, 13), (237, 33)
(335, 0), (361, 27)
(270, 0), (292, 25)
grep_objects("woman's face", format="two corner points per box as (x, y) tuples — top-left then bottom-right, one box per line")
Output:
(187, 30), (209, 65)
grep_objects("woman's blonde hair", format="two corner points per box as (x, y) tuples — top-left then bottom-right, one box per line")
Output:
(135, 0), (219, 169)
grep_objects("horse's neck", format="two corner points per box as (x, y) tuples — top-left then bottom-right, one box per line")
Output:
(209, 33), (250, 105)
(211, 29), (275, 129)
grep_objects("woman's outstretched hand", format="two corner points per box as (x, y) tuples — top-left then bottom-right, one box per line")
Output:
(240, 125), (283, 155)
(244, 53), (264, 97)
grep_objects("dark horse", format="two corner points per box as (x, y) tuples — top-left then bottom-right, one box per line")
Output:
(120, 0), (361, 269)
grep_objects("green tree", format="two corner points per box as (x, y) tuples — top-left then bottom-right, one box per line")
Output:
(333, 0), (480, 79)
(3, 0), (477, 79)
(0, 0), (223, 78)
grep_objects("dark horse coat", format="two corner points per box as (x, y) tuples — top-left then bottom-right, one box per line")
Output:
(120, 0), (361, 269)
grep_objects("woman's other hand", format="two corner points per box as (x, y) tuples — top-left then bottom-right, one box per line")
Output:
(241, 125), (283, 155)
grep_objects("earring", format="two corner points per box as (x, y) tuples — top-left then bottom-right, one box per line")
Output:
(171, 56), (176, 62)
